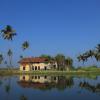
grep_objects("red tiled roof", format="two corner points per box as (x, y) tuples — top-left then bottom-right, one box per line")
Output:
(19, 57), (48, 63)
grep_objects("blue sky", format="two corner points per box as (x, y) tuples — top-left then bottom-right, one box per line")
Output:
(0, 0), (100, 66)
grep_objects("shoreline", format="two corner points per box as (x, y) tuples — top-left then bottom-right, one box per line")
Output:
(0, 69), (100, 76)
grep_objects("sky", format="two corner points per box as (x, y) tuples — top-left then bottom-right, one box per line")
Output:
(0, 0), (100, 67)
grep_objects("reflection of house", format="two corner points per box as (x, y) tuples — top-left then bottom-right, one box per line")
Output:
(18, 75), (59, 90)
(18, 75), (74, 91)
(19, 57), (57, 71)
(19, 75), (58, 83)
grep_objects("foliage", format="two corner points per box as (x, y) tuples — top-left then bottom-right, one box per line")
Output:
(22, 41), (29, 50)
(1, 25), (16, 40)
(55, 54), (65, 70)
(0, 54), (3, 64)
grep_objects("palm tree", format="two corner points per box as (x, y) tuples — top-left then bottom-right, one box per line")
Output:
(1, 25), (16, 40)
(20, 55), (24, 59)
(55, 54), (65, 70)
(0, 54), (3, 64)
(1, 25), (17, 69)
(22, 41), (29, 50)
(84, 50), (94, 58)
(40, 54), (52, 61)
(65, 57), (73, 71)
(7, 49), (13, 68)
(96, 44), (100, 52)
(94, 51), (100, 62)
(77, 54), (87, 64)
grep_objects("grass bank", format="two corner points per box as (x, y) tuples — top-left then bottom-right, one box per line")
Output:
(0, 68), (100, 76)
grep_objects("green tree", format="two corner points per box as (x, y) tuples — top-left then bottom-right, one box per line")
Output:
(1, 25), (17, 69)
(65, 57), (73, 71)
(1, 25), (16, 40)
(77, 54), (86, 64)
(55, 54), (65, 70)
(22, 41), (29, 50)
(7, 49), (13, 68)
(40, 54), (52, 61)
(96, 44), (100, 52)
(0, 54), (3, 64)
(94, 44), (100, 62)
(94, 51), (100, 62)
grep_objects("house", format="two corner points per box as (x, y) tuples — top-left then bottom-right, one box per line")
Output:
(19, 57), (57, 71)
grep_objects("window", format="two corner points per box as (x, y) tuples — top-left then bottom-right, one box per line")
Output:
(44, 76), (47, 79)
(32, 66), (34, 70)
(23, 76), (25, 80)
(35, 76), (37, 79)
(38, 66), (40, 70)
(23, 66), (25, 70)
(54, 77), (56, 80)
(53, 65), (56, 69)
(32, 76), (34, 79)
(44, 66), (47, 70)
(38, 76), (40, 79)
(35, 66), (37, 70)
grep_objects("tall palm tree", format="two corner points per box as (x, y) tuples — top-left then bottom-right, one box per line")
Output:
(94, 51), (100, 62)
(65, 57), (73, 71)
(55, 54), (65, 70)
(22, 41), (29, 50)
(1, 25), (17, 69)
(85, 50), (94, 58)
(20, 55), (24, 59)
(1, 25), (16, 40)
(77, 54), (87, 64)
(0, 54), (3, 64)
(7, 49), (13, 68)
(96, 44), (100, 52)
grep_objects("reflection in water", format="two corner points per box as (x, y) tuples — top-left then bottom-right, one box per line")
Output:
(5, 85), (11, 93)
(79, 81), (100, 93)
(5, 77), (11, 94)
(18, 75), (74, 91)
(0, 80), (3, 86)
(20, 95), (28, 100)
(0, 75), (100, 100)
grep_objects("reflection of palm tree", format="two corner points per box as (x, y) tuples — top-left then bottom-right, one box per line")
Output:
(5, 77), (11, 95)
(79, 82), (100, 93)
(5, 85), (11, 93)
(22, 41), (29, 51)
(66, 76), (74, 88)
(0, 80), (3, 86)
(7, 49), (13, 68)
(20, 95), (28, 100)
(57, 76), (73, 90)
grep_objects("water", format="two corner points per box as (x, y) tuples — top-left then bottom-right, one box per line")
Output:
(0, 75), (100, 100)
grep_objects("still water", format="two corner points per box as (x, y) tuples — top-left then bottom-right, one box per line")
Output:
(0, 75), (100, 100)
